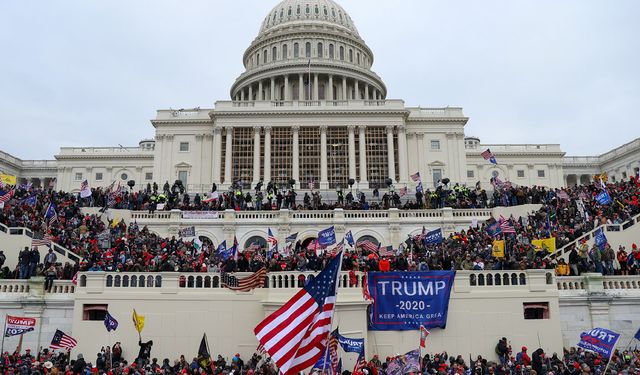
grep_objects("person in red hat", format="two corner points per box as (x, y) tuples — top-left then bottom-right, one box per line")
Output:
(516, 346), (531, 366)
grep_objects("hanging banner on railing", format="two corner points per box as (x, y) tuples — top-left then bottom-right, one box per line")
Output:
(182, 211), (219, 219)
(4, 315), (36, 337)
(367, 271), (455, 331)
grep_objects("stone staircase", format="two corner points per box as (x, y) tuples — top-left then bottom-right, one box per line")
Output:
(0, 223), (80, 269)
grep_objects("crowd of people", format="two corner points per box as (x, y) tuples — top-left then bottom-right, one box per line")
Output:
(1, 342), (638, 375)
(0, 176), (639, 282)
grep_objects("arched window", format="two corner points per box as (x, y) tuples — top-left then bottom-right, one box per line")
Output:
(244, 236), (267, 253)
(280, 9), (284, 19)
(317, 43), (323, 58)
(272, 46), (277, 61)
(256, 53), (260, 66)
(324, 6), (328, 16)
(283, 44), (288, 59)
(329, 44), (334, 59)
(294, 43), (299, 58)
(297, 5), (301, 15)
(315, 5), (319, 14)
(349, 49), (353, 62)
(339, 46), (344, 61)
(288, 7), (292, 16)
(263, 50), (267, 64)
(305, 42), (311, 58)
(357, 52), (360, 65)
(306, 5), (310, 14)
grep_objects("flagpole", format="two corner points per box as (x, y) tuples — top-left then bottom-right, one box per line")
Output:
(321, 251), (344, 375)
(1, 316), (6, 355)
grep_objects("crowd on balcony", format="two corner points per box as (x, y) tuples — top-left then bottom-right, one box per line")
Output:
(0, 177), (639, 281)
(1, 343), (638, 375)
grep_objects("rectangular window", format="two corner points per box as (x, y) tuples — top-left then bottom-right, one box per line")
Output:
(432, 169), (442, 187)
(83, 304), (108, 321)
(431, 140), (440, 150)
(178, 171), (188, 186)
(517, 170), (525, 178)
(523, 302), (549, 320)
(145, 172), (153, 181)
(467, 170), (474, 178)
(179, 142), (189, 152)
(537, 170), (545, 178)
(75, 173), (83, 181)
(95, 172), (103, 181)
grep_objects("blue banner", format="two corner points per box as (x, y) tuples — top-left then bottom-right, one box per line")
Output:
(337, 333), (364, 354)
(577, 327), (620, 358)
(594, 228), (608, 250)
(318, 226), (337, 246)
(423, 228), (443, 245)
(595, 190), (612, 205)
(367, 271), (455, 330)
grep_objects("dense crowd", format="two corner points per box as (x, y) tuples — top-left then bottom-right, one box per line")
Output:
(1, 342), (638, 375)
(0, 177), (639, 282)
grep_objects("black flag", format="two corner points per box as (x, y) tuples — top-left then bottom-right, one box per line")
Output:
(198, 333), (212, 373)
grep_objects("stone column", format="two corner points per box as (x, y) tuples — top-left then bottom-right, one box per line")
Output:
(342, 76), (347, 100)
(224, 126), (233, 185)
(299, 74), (304, 100)
(320, 125), (328, 189)
(397, 125), (408, 184)
(240, 89), (245, 101)
(313, 74), (319, 100)
(264, 126), (272, 182)
(248, 85), (253, 101)
(364, 84), (369, 100)
(417, 133), (426, 186)
(270, 77), (275, 101)
(354, 81), (360, 100)
(386, 125), (396, 182)
(258, 80), (263, 100)
(292, 126), (300, 187)
(284, 75), (290, 101)
(328, 75), (334, 100)
(358, 125), (367, 185)
(253, 126), (261, 185)
(348, 125), (356, 181)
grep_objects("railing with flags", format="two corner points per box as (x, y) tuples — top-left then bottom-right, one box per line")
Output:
(0, 223), (80, 263)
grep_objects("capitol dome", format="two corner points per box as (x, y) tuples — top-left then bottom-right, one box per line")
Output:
(229, 0), (386, 101)
(259, 0), (360, 37)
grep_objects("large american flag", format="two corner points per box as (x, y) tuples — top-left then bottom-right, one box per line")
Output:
(254, 252), (343, 375)
(31, 234), (53, 247)
(499, 216), (516, 234)
(356, 240), (379, 253)
(0, 189), (14, 204)
(221, 268), (267, 292)
(481, 148), (494, 160)
(50, 329), (77, 350)
(378, 245), (394, 257)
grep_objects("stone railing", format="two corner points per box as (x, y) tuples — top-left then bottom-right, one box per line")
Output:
(548, 212), (640, 260)
(0, 279), (75, 296)
(556, 274), (640, 293)
(0, 222), (80, 263)
(216, 99), (406, 111)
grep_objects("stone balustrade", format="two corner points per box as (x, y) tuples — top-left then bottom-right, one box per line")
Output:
(0, 279), (75, 296)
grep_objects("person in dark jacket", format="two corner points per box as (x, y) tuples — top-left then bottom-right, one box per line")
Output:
(73, 354), (86, 375)
(136, 339), (153, 366)
(532, 348), (545, 375)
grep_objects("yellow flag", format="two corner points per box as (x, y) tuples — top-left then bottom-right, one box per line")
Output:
(532, 237), (556, 252)
(111, 218), (120, 228)
(1, 174), (16, 186)
(132, 309), (145, 333)
(492, 240), (505, 258)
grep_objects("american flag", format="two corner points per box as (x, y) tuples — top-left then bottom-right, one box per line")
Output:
(328, 240), (344, 256)
(356, 240), (379, 253)
(0, 189), (14, 204)
(267, 228), (278, 247)
(410, 172), (421, 182)
(314, 329), (339, 374)
(254, 252), (343, 375)
(45, 203), (57, 226)
(420, 325), (430, 348)
(481, 148), (493, 160)
(378, 245), (394, 257)
(399, 186), (408, 197)
(222, 268), (267, 292)
(499, 216), (516, 234)
(80, 180), (88, 191)
(353, 351), (367, 375)
(50, 329), (77, 350)
(31, 234), (53, 247)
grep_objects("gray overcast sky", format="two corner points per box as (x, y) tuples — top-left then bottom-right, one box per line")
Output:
(1, 0), (638, 160)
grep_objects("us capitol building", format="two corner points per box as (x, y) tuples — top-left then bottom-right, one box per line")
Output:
(1, 0), (639, 193)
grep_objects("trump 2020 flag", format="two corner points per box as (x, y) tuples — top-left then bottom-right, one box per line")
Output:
(594, 228), (608, 250)
(577, 328), (620, 358)
(595, 190), (612, 205)
(345, 230), (355, 247)
(318, 226), (337, 246)
(423, 228), (443, 245)
(104, 312), (118, 332)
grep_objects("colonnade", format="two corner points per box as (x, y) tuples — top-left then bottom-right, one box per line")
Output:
(233, 73), (383, 102)
(212, 125), (408, 189)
